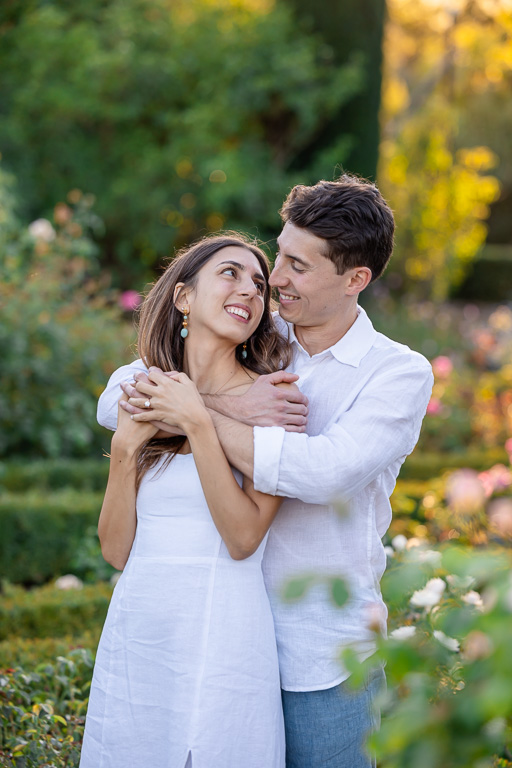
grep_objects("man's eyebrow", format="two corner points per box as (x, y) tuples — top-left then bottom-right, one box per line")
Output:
(217, 260), (265, 282)
(275, 246), (310, 268)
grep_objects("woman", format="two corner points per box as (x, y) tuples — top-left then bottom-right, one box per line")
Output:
(80, 234), (292, 768)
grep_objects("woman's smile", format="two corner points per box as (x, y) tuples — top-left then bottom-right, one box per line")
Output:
(225, 304), (252, 323)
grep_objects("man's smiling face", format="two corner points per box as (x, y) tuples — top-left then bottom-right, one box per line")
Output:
(269, 221), (350, 332)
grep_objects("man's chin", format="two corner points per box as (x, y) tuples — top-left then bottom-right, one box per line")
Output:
(277, 301), (300, 320)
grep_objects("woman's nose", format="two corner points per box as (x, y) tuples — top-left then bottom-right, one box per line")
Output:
(239, 276), (258, 296)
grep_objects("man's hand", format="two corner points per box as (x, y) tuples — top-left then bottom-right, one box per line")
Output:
(205, 371), (308, 432)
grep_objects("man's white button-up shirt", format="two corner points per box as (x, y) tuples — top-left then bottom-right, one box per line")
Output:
(96, 306), (433, 692)
(255, 307), (433, 691)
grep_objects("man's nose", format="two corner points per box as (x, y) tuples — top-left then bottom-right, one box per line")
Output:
(269, 259), (286, 287)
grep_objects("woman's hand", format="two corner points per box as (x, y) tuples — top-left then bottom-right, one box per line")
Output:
(128, 367), (210, 434)
(113, 394), (159, 453)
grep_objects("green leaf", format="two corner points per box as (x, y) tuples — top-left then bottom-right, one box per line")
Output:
(330, 577), (349, 607)
(282, 575), (316, 601)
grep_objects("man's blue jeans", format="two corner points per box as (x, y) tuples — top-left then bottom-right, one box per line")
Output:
(281, 666), (385, 768)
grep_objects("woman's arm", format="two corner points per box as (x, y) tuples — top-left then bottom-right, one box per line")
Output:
(132, 370), (282, 560)
(98, 398), (158, 570)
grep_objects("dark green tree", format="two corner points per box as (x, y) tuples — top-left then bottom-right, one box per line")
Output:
(0, 0), (364, 284)
(283, 0), (387, 180)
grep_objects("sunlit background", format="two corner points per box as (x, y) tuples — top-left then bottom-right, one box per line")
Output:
(1, 1), (512, 765)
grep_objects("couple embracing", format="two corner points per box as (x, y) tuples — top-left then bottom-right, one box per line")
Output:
(79, 174), (433, 768)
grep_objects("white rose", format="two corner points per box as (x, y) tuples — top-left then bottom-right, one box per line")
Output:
(28, 218), (56, 242)
(390, 625), (417, 640)
(434, 630), (460, 652)
(410, 577), (446, 608)
(391, 534), (408, 552)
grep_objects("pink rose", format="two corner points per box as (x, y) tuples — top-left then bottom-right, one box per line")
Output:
(119, 290), (142, 312)
(431, 356), (453, 379)
(426, 397), (442, 415)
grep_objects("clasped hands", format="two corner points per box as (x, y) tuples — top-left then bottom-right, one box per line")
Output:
(119, 367), (309, 434)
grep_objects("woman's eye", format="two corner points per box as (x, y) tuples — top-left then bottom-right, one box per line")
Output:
(221, 267), (236, 277)
(254, 282), (264, 293)
(291, 262), (305, 273)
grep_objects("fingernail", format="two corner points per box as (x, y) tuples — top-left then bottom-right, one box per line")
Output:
(130, 415), (134, 420)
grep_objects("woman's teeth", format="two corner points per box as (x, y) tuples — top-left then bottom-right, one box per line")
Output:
(226, 307), (250, 320)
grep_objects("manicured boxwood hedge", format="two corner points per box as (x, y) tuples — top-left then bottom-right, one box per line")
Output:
(0, 490), (103, 585)
(0, 458), (109, 493)
(0, 448), (506, 491)
(0, 582), (112, 642)
(0, 449), (506, 584)
(0, 628), (101, 669)
(400, 447), (508, 480)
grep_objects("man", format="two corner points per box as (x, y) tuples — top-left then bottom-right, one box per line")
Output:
(98, 174), (433, 768)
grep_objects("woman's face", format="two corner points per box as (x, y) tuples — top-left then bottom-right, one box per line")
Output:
(180, 246), (267, 344)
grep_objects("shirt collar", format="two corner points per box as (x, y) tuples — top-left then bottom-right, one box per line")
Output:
(278, 305), (377, 368)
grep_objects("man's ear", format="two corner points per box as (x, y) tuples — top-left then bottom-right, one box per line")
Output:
(173, 282), (190, 311)
(345, 267), (372, 296)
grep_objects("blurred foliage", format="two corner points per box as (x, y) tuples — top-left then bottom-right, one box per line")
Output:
(0, 0), (364, 284)
(343, 463), (512, 768)
(0, 171), (135, 459)
(0, 490), (103, 585)
(0, 582), (111, 642)
(284, 0), (386, 179)
(366, 298), (512, 454)
(378, 0), (512, 300)
(0, 648), (93, 767)
(0, 458), (109, 494)
(0, 629), (100, 670)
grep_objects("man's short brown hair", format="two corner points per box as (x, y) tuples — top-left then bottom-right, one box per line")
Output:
(279, 174), (395, 282)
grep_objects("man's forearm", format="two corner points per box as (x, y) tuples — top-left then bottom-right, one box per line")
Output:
(208, 410), (254, 479)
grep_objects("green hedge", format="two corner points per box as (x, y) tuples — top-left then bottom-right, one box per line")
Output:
(0, 490), (103, 584)
(0, 582), (112, 642)
(0, 629), (101, 670)
(0, 448), (506, 492)
(0, 458), (109, 493)
(400, 447), (508, 480)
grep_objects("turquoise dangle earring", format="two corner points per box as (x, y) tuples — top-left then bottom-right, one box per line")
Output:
(180, 307), (189, 339)
(241, 341), (248, 359)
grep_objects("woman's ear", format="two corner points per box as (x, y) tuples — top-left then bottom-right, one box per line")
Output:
(173, 282), (190, 312)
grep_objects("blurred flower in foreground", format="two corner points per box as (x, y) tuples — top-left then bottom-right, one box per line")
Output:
(391, 534), (408, 551)
(28, 218), (56, 242)
(390, 625), (416, 640)
(431, 355), (453, 379)
(434, 630), (460, 652)
(426, 396), (442, 415)
(478, 464), (512, 497)
(410, 577), (446, 608)
(119, 290), (142, 311)
(461, 590), (483, 609)
(445, 469), (486, 514)
(463, 630), (493, 662)
(487, 497), (512, 537)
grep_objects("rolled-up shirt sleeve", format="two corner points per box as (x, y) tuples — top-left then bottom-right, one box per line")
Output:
(97, 359), (148, 431)
(253, 357), (433, 505)
(253, 426), (286, 495)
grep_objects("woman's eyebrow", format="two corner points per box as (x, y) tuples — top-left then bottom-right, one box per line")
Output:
(217, 260), (265, 282)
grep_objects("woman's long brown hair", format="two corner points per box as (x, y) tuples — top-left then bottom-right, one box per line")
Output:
(135, 233), (291, 489)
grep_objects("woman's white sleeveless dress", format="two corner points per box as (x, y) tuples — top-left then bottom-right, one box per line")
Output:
(80, 454), (285, 768)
